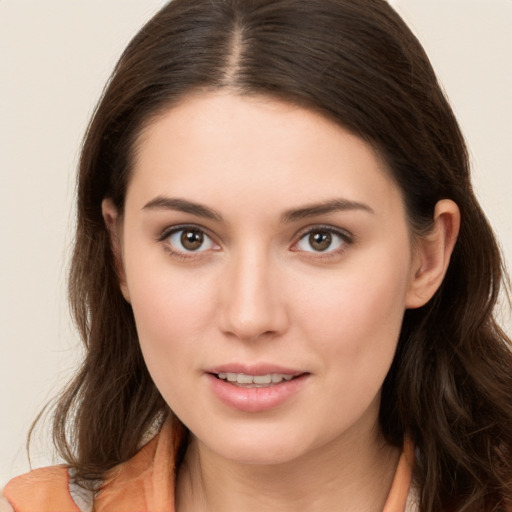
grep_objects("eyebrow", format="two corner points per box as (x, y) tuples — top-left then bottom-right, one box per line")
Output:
(142, 196), (374, 223)
(143, 197), (223, 221)
(281, 199), (374, 223)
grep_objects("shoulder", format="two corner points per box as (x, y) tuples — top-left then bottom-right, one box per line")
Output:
(2, 465), (83, 512)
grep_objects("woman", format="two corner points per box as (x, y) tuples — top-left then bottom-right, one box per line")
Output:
(3, 0), (512, 511)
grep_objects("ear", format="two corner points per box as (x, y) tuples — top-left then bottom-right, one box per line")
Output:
(102, 198), (130, 302)
(405, 199), (460, 309)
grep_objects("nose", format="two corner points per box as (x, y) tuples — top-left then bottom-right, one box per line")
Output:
(217, 247), (289, 342)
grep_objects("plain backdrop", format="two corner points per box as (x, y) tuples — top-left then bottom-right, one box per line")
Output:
(1, 0), (511, 486)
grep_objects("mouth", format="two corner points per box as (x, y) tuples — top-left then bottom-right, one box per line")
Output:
(206, 368), (309, 412)
(212, 372), (300, 388)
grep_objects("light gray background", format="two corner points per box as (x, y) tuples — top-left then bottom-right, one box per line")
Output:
(1, 0), (511, 486)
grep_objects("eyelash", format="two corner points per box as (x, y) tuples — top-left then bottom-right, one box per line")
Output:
(157, 224), (354, 261)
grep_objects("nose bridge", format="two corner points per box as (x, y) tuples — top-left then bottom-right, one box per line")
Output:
(219, 242), (286, 341)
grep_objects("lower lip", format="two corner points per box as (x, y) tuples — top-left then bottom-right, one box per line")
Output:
(206, 374), (308, 413)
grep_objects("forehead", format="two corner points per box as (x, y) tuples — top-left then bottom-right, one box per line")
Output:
(127, 92), (404, 219)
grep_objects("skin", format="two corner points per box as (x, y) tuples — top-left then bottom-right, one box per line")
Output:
(103, 92), (459, 512)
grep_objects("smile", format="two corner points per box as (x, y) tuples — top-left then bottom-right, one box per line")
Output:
(207, 369), (309, 412)
(216, 372), (295, 387)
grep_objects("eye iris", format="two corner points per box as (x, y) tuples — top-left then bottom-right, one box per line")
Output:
(309, 231), (332, 251)
(181, 230), (204, 250)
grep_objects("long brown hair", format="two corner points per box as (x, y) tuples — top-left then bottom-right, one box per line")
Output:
(44, 0), (512, 510)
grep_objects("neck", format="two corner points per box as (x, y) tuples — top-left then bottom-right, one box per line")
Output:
(175, 420), (400, 512)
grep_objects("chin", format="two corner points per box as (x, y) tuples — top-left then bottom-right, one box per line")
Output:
(195, 423), (322, 466)
(218, 443), (306, 466)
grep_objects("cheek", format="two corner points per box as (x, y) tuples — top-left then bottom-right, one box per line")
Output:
(130, 276), (203, 338)
(287, 257), (410, 440)
(127, 272), (218, 419)
(123, 249), (218, 376)
(297, 246), (411, 379)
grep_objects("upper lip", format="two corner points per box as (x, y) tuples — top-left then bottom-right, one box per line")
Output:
(205, 363), (306, 376)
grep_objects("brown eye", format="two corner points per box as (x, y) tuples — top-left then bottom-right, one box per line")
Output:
(181, 229), (204, 250)
(167, 228), (216, 253)
(295, 228), (348, 254)
(309, 231), (332, 251)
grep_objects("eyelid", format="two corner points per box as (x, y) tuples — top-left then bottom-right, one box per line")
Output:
(293, 224), (353, 242)
(158, 223), (213, 240)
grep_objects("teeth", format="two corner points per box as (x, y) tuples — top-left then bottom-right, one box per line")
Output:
(237, 374), (254, 384)
(216, 372), (296, 386)
(253, 375), (272, 384)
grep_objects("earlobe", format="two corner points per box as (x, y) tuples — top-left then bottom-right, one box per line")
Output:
(405, 199), (460, 309)
(101, 198), (131, 302)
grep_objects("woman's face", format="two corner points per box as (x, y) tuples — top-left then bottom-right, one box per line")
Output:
(110, 92), (423, 465)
